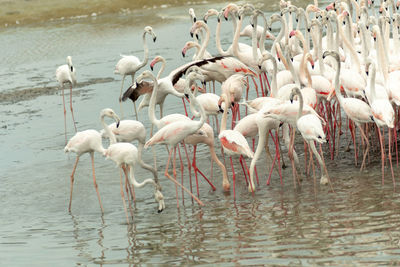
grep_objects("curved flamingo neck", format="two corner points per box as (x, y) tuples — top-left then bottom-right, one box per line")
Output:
(198, 23), (210, 60)
(138, 30), (150, 70)
(293, 87), (304, 121)
(156, 57), (166, 80)
(148, 73), (162, 128)
(137, 142), (158, 183)
(220, 94), (229, 132)
(368, 62), (378, 102)
(100, 114), (116, 145)
(129, 165), (156, 189)
(332, 54), (344, 105)
(271, 16), (286, 59)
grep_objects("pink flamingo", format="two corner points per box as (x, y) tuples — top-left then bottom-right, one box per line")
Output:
(218, 92), (254, 198)
(114, 26), (156, 119)
(138, 70), (206, 206)
(64, 108), (120, 214)
(56, 56), (77, 144)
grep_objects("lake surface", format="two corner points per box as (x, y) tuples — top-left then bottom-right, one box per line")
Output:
(1, 0), (400, 266)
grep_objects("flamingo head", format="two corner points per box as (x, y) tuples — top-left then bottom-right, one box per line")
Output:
(154, 189), (165, 213)
(397, 1), (400, 10)
(223, 3), (239, 20)
(149, 56), (163, 71)
(182, 41), (196, 57)
(203, 8), (219, 23)
(325, 2), (335, 11)
(100, 108), (121, 128)
(289, 30), (298, 38)
(306, 4), (320, 13)
(190, 21), (205, 38)
(189, 8), (196, 23)
(144, 26), (157, 42)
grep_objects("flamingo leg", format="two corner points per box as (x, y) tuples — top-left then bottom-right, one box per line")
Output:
(377, 127), (385, 185)
(61, 85), (68, 145)
(164, 147), (204, 206)
(90, 152), (104, 214)
(182, 143), (194, 199)
(177, 144), (185, 205)
(230, 157), (236, 200)
(69, 84), (77, 132)
(239, 155), (249, 186)
(388, 128), (395, 187)
(123, 165), (135, 202)
(173, 147), (179, 208)
(192, 145), (200, 197)
(68, 156), (80, 212)
(357, 123), (370, 172)
(121, 165), (133, 223)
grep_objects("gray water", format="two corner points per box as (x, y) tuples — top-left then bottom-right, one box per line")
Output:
(1, 1), (400, 266)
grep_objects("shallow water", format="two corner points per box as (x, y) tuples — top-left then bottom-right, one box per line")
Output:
(2, 1), (400, 266)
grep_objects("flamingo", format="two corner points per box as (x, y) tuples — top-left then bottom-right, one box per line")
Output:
(138, 70), (206, 206)
(323, 50), (374, 172)
(218, 92), (254, 198)
(56, 56), (77, 144)
(114, 26), (156, 119)
(64, 108), (120, 214)
(289, 87), (330, 185)
(103, 142), (165, 217)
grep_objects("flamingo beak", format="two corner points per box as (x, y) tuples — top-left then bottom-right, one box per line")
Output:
(153, 36), (157, 42)
(182, 48), (186, 57)
(190, 31), (194, 38)
(116, 120), (120, 128)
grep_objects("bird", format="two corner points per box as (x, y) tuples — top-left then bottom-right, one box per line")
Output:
(103, 142), (165, 218)
(114, 26), (156, 119)
(218, 92), (254, 198)
(137, 70), (205, 207)
(323, 50), (374, 173)
(56, 55), (77, 144)
(64, 108), (120, 214)
(289, 87), (330, 185)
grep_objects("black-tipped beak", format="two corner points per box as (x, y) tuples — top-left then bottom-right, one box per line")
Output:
(116, 120), (120, 128)
(204, 19), (208, 24)
(251, 23), (254, 28)
(218, 104), (222, 110)
(290, 57), (294, 62)
(366, 71), (369, 75)
(158, 208), (163, 213)
(185, 93), (189, 99)
(190, 32), (194, 38)
(196, 33), (199, 39)
(217, 18), (220, 23)
(150, 65), (154, 71)
(238, 15), (241, 20)
(311, 65), (314, 69)
(295, 18), (298, 23)
(182, 51), (185, 57)
(258, 65), (262, 70)
(153, 37), (157, 42)
(219, 107), (224, 113)
(231, 102), (235, 108)
(373, 37), (376, 41)
(290, 99), (293, 103)
(193, 17), (197, 22)
(307, 28), (310, 32)
(224, 16), (228, 21)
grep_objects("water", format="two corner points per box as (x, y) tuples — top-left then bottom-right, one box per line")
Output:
(1, 0), (400, 266)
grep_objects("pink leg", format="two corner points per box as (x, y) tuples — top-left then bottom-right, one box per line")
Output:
(164, 147), (204, 206)
(239, 155), (249, 186)
(70, 84), (77, 132)
(230, 157), (236, 200)
(119, 165), (130, 224)
(177, 144), (185, 205)
(68, 156), (80, 212)
(388, 128), (395, 186)
(377, 127), (385, 185)
(90, 152), (104, 214)
(172, 147), (179, 208)
(182, 98), (188, 117)
(192, 145), (200, 197)
(61, 85), (67, 145)
(182, 143), (194, 197)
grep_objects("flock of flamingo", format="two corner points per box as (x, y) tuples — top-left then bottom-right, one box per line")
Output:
(57, 0), (400, 222)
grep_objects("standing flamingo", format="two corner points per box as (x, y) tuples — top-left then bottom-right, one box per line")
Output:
(56, 56), (77, 144)
(115, 26), (156, 119)
(64, 108), (120, 214)
(137, 70), (205, 206)
(323, 50), (374, 172)
(218, 92), (254, 198)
